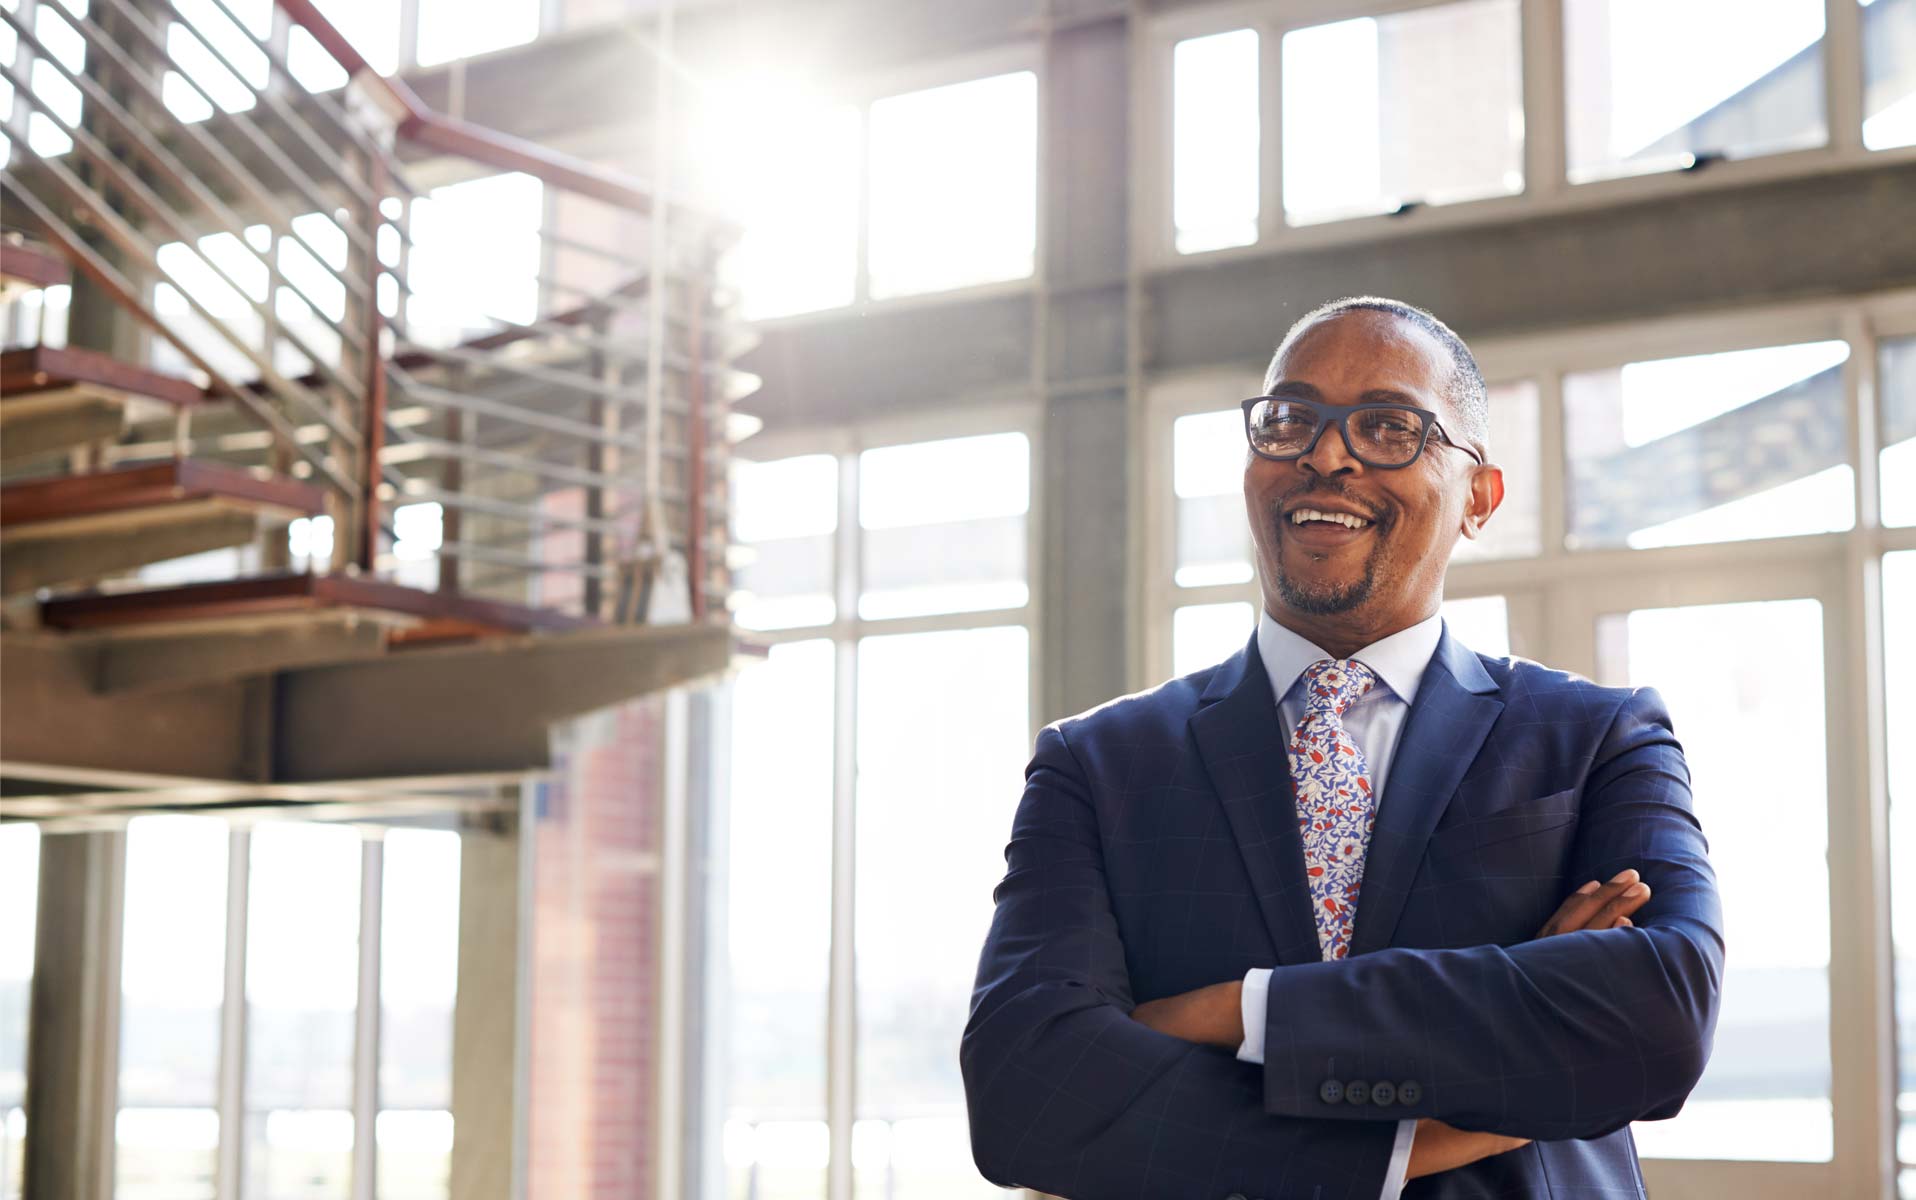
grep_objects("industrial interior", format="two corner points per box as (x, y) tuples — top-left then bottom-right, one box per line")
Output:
(1, 0), (1914, 1197)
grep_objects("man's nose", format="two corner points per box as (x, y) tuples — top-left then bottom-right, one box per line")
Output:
(1297, 418), (1361, 476)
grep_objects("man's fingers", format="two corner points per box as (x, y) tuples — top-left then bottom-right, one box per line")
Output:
(1587, 881), (1651, 929)
(1537, 869), (1642, 938)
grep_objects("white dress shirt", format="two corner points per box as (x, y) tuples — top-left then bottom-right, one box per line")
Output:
(1234, 607), (1448, 1199)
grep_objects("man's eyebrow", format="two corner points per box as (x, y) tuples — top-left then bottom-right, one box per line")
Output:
(1265, 381), (1321, 399)
(1359, 388), (1427, 406)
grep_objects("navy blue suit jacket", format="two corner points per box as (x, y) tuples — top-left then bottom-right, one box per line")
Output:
(962, 626), (1723, 1199)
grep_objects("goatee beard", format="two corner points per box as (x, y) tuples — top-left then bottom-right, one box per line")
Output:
(1274, 561), (1375, 615)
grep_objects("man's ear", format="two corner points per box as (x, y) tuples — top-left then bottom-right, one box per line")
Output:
(1459, 463), (1505, 540)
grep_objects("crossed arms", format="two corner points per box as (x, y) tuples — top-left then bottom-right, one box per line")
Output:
(959, 687), (1725, 1199)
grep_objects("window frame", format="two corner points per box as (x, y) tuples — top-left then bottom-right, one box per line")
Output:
(711, 399), (1043, 1200)
(1135, 0), (1909, 269)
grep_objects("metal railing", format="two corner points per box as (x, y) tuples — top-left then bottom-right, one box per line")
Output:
(0, 0), (743, 622)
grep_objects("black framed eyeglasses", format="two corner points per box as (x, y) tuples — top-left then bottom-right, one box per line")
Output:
(1240, 395), (1485, 469)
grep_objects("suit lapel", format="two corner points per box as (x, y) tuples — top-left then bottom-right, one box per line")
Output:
(1188, 630), (1324, 967)
(1348, 628), (1503, 957)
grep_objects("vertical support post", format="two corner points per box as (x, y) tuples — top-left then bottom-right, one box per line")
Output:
(214, 828), (252, 1200)
(1037, 6), (1135, 726)
(825, 450), (861, 1200)
(439, 405), (466, 594)
(356, 156), (391, 576)
(349, 835), (384, 1200)
(22, 831), (127, 1200)
(451, 816), (526, 1200)
(685, 272), (708, 622)
(584, 310), (622, 619)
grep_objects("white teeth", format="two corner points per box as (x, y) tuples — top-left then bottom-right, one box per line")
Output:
(1289, 507), (1370, 529)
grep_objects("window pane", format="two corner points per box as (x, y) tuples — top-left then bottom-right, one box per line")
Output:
(1174, 30), (1258, 253)
(730, 455), (837, 631)
(1887, 552), (1916, 1186)
(0, 824), (37, 1200)
(1451, 381), (1541, 562)
(407, 173), (544, 347)
(378, 830), (460, 1200)
(1440, 594), (1510, 657)
(26, 1), (86, 158)
(1565, 0), (1827, 182)
(1562, 340), (1853, 550)
(1864, 0), (1916, 150)
(287, 0), (401, 89)
(246, 823), (362, 1200)
(161, 0), (271, 124)
(854, 626), (1027, 1200)
(1282, 0), (1522, 225)
(714, 96), (861, 320)
(858, 433), (1029, 620)
(1884, 335), (1916, 527)
(867, 72), (1036, 299)
(416, 0), (538, 67)
(721, 640), (834, 1200)
(1173, 601), (1254, 676)
(1175, 409), (1253, 587)
(119, 816), (227, 1200)
(1598, 599), (1831, 1162)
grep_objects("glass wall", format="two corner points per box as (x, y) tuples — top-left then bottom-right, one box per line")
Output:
(1172, 29), (1259, 253)
(0, 826), (38, 1200)
(720, 639), (834, 1200)
(712, 430), (1034, 1198)
(1885, 335), (1916, 527)
(1885, 551), (1915, 1196)
(1562, 341), (1853, 550)
(245, 823), (363, 1199)
(118, 817), (229, 1199)
(1600, 599), (1832, 1162)
(378, 830), (462, 1200)
(1282, 0), (1522, 224)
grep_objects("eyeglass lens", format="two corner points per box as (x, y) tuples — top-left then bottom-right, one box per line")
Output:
(1248, 400), (1427, 465)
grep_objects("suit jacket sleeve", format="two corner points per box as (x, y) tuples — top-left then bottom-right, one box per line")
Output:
(1256, 685), (1725, 1141)
(962, 723), (1402, 1200)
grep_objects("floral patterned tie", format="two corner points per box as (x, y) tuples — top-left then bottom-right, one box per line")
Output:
(1287, 658), (1380, 961)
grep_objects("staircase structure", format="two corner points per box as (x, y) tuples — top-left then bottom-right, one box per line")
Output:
(0, 0), (749, 825)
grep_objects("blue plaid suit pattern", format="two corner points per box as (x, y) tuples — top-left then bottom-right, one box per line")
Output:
(962, 626), (1724, 1200)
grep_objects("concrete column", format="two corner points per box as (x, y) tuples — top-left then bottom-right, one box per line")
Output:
(450, 814), (527, 1200)
(21, 831), (126, 1200)
(1037, 6), (1136, 724)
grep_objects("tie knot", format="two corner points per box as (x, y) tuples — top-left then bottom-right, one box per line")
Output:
(1301, 658), (1378, 718)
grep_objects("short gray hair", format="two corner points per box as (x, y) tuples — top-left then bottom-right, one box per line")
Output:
(1263, 296), (1489, 453)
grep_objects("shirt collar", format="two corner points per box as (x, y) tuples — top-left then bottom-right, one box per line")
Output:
(1256, 607), (1446, 707)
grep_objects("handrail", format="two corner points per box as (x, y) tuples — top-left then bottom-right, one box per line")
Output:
(274, 0), (656, 217)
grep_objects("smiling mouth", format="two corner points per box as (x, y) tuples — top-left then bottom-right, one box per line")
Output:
(1286, 506), (1375, 531)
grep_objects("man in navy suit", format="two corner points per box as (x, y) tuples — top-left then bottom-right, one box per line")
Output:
(961, 298), (1722, 1198)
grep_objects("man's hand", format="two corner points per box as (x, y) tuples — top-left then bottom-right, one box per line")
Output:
(1129, 978), (1243, 1048)
(1536, 868), (1651, 938)
(1410, 870), (1653, 1178)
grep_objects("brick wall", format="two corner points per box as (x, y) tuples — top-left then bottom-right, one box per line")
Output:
(527, 696), (666, 1200)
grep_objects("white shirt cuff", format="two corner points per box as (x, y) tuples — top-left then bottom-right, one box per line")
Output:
(1234, 967), (1271, 1063)
(1380, 1118), (1416, 1199)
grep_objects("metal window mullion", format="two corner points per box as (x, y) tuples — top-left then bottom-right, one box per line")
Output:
(656, 686), (692, 1199)
(350, 835), (384, 1200)
(216, 829), (252, 1200)
(1827, 307), (1896, 1196)
(1257, 18), (1284, 245)
(1519, 0), (1567, 200)
(1824, 0), (1865, 154)
(825, 450), (861, 1200)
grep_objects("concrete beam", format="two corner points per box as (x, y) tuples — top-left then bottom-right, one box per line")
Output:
(738, 291), (1033, 433)
(1148, 159), (1916, 372)
(22, 830), (124, 1200)
(272, 621), (735, 781)
(0, 396), (122, 465)
(84, 617), (390, 693)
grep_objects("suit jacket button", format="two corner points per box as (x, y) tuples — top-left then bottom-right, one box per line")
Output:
(1345, 1079), (1370, 1105)
(1318, 1079), (1343, 1104)
(1370, 1080), (1396, 1106)
(1398, 1080), (1422, 1105)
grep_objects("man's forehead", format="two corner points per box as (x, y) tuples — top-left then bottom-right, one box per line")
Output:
(1265, 310), (1453, 399)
